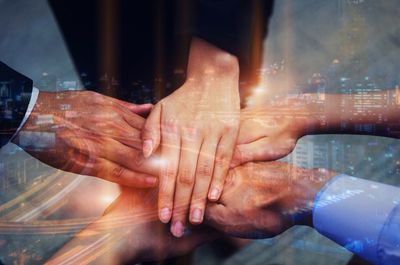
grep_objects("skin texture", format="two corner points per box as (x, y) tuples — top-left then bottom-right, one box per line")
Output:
(142, 37), (240, 236)
(231, 105), (314, 166)
(232, 90), (400, 167)
(46, 187), (218, 265)
(206, 162), (336, 239)
(12, 90), (157, 188)
(47, 161), (333, 264)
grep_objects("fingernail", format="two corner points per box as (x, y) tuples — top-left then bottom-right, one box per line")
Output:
(171, 221), (184, 238)
(145, 177), (157, 185)
(191, 208), (203, 223)
(209, 188), (220, 200)
(160, 207), (171, 223)
(143, 139), (153, 158)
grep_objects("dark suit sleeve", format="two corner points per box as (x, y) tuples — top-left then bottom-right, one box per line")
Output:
(0, 61), (33, 148)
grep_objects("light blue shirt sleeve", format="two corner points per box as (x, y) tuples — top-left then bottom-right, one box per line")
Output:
(313, 174), (400, 265)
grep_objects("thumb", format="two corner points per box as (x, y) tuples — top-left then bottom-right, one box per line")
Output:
(237, 116), (267, 144)
(129, 103), (154, 117)
(142, 103), (161, 158)
(117, 100), (154, 117)
(231, 137), (270, 167)
(232, 136), (295, 167)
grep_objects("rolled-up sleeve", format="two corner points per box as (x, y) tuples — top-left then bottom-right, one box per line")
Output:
(313, 175), (400, 265)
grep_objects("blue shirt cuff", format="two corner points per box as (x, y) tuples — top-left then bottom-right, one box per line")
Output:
(378, 203), (400, 264)
(313, 175), (400, 265)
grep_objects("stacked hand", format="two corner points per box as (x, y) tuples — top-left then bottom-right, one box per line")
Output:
(206, 162), (335, 238)
(47, 161), (334, 264)
(12, 90), (157, 188)
(13, 38), (322, 246)
(14, 82), (318, 243)
(142, 38), (240, 236)
(231, 102), (317, 166)
(47, 186), (218, 265)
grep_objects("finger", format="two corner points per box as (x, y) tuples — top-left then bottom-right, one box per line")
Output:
(121, 110), (146, 130)
(81, 157), (158, 188)
(127, 103), (153, 116)
(232, 137), (295, 165)
(208, 134), (236, 201)
(57, 130), (100, 175)
(108, 120), (143, 150)
(237, 118), (267, 144)
(98, 137), (159, 176)
(158, 119), (181, 223)
(142, 103), (161, 158)
(62, 131), (159, 176)
(189, 138), (218, 225)
(111, 97), (153, 116)
(69, 152), (157, 188)
(56, 147), (93, 176)
(66, 105), (144, 150)
(56, 129), (157, 188)
(171, 138), (201, 237)
(230, 142), (259, 167)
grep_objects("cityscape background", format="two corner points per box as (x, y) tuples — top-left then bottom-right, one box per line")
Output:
(0, 0), (399, 264)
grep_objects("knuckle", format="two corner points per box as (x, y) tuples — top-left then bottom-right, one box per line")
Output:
(286, 138), (297, 149)
(225, 171), (235, 186)
(161, 119), (179, 138)
(143, 122), (154, 134)
(160, 100), (167, 108)
(111, 166), (126, 179)
(191, 196), (207, 207)
(215, 153), (229, 168)
(158, 194), (172, 205)
(178, 169), (195, 186)
(172, 204), (187, 216)
(225, 122), (239, 132)
(197, 162), (213, 178)
(182, 124), (201, 142)
(162, 164), (177, 180)
(132, 151), (144, 167)
(122, 129), (139, 140)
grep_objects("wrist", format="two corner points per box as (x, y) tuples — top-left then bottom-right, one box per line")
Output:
(291, 167), (336, 227)
(307, 168), (336, 227)
(298, 96), (326, 136)
(187, 37), (239, 82)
